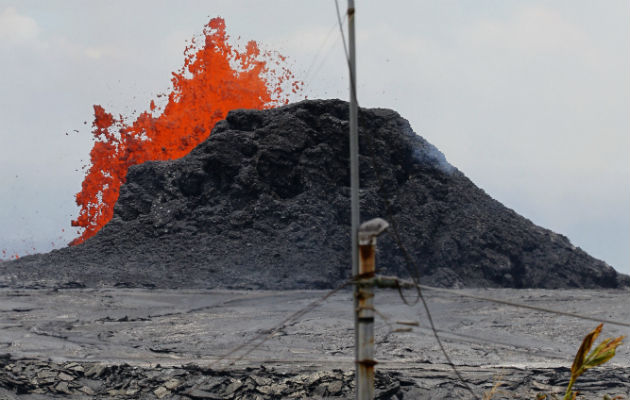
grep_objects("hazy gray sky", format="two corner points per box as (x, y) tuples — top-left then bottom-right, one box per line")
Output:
(1, 1), (628, 275)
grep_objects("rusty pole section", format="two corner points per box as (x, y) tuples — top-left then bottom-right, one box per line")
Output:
(357, 218), (389, 400)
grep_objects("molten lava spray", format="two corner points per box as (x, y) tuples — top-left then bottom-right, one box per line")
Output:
(71, 18), (302, 245)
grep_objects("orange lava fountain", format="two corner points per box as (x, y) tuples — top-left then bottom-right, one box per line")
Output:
(70, 17), (302, 245)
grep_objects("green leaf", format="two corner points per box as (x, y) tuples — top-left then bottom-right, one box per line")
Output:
(570, 323), (602, 378)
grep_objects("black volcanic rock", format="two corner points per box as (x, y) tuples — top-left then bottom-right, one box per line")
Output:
(2, 99), (628, 289)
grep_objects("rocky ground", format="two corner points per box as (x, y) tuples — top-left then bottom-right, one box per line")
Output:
(0, 357), (403, 399)
(0, 288), (628, 399)
(2, 356), (628, 399)
(2, 100), (627, 290)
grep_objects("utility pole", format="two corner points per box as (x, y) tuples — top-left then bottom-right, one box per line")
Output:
(345, 3), (391, 397)
(348, 1), (359, 285)
(346, 0), (361, 398)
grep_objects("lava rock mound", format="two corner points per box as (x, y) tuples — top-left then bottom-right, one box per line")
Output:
(3, 99), (628, 289)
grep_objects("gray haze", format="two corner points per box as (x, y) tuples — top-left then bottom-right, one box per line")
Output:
(0, 1), (628, 275)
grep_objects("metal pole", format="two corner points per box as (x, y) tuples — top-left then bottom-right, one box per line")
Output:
(347, 0), (361, 398)
(357, 237), (376, 400)
(348, 1), (359, 288)
(356, 218), (389, 400)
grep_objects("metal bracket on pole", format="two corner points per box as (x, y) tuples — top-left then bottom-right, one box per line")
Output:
(356, 217), (389, 400)
(358, 218), (389, 246)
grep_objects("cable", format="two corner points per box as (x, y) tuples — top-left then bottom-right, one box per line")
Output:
(333, 1), (479, 398)
(413, 279), (479, 399)
(334, 0), (358, 107)
(334, 0), (350, 73)
(417, 283), (630, 329)
(211, 280), (350, 367)
(372, 275), (630, 328)
(334, 0), (423, 299)
(302, 20), (345, 88)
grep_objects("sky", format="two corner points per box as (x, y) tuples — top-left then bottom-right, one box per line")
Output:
(0, 1), (628, 275)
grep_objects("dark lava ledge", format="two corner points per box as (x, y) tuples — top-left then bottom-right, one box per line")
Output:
(2, 356), (629, 399)
(2, 99), (628, 289)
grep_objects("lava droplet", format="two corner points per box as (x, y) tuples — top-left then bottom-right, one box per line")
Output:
(70, 17), (302, 245)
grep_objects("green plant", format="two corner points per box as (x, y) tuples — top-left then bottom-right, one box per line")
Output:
(470, 324), (624, 400)
(563, 323), (625, 400)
